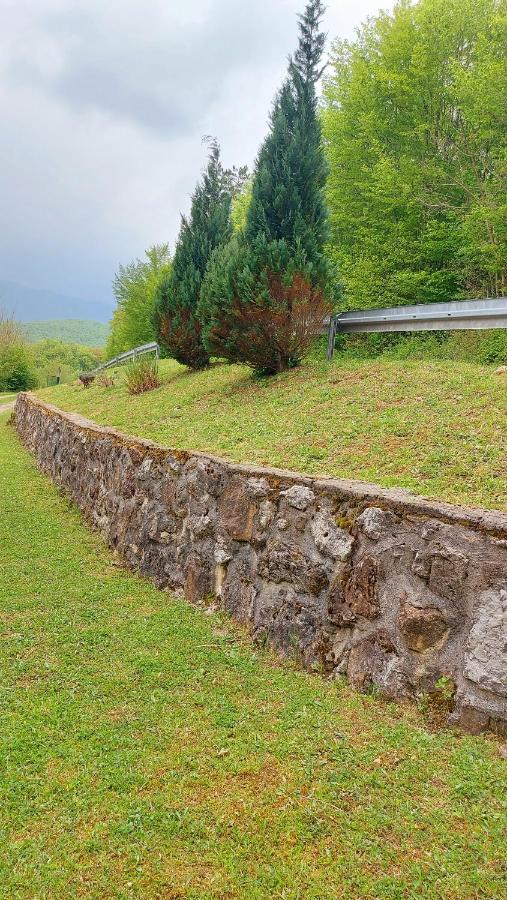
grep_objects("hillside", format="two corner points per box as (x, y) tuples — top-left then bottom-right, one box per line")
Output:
(38, 352), (507, 512)
(23, 319), (109, 347)
(0, 278), (112, 323)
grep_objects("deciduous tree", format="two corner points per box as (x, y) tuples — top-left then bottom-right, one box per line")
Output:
(107, 245), (171, 357)
(322, 0), (506, 309)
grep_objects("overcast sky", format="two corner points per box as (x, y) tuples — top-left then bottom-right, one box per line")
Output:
(0, 0), (390, 311)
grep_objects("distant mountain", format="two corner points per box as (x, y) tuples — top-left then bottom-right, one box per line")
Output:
(0, 279), (112, 324)
(23, 320), (109, 347)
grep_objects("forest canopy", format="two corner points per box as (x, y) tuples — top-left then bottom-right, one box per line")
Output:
(322, 0), (507, 310)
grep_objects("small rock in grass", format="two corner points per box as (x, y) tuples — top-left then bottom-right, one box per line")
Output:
(495, 365), (507, 375)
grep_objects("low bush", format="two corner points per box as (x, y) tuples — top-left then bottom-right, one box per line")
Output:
(334, 328), (507, 365)
(124, 357), (161, 395)
(0, 343), (38, 391)
(199, 236), (330, 375)
(97, 373), (115, 388)
(0, 312), (38, 391)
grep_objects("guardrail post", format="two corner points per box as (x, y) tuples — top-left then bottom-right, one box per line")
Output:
(327, 317), (338, 361)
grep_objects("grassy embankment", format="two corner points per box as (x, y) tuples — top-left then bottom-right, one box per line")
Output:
(1, 410), (506, 896)
(39, 351), (507, 511)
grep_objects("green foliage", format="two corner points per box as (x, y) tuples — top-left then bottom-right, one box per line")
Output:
(0, 312), (37, 391)
(0, 343), (37, 391)
(244, 0), (329, 277)
(31, 339), (102, 386)
(199, 234), (330, 373)
(124, 356), (161, 395)
(200, 1), (332, 374)
(107, 245), (171, 358)
(322, 0), (507, 310)
(230, 177), (253, 232)
(23, 320), (109, 347)
(0, 312), (101, 389)
(154, 142), (233, 369)
(335, 329), (507, 365)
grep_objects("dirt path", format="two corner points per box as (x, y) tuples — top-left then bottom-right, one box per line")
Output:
(0, 401), (14, 415)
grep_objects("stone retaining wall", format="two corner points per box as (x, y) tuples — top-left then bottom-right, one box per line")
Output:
(14, 392), (507, 733)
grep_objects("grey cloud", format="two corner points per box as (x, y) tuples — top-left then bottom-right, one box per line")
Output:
(10, 0), (297, 137)
(0, 0), (389, 307)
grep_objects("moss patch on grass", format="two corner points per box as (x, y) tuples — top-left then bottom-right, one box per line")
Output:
(0, 411), (506, 897)
(38, 349), (507, 511)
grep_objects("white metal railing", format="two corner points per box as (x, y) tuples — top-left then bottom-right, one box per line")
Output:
(80, 342), (160, 380)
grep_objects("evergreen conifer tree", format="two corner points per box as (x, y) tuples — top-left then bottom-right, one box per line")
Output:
(199, 1), (332, 374)
(155, 141), (232, 369)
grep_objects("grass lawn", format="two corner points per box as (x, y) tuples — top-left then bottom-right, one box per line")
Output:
(1, 411), (506, 898)
(39, 349), (507, 512)
(0, 392), (16, 404)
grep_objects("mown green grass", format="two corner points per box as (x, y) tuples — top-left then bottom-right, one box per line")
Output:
(0, 392), (16, 404)
(1, 411), (506, 898)
(39, 349), (507, 511)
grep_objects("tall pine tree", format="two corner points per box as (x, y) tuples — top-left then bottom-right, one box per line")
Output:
(199, 1), (332, 374)
(155, 141), (232, 369)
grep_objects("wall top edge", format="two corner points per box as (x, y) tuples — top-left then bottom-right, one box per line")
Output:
(17, 392), (507, 538)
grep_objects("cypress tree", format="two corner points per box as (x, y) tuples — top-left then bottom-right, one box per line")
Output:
(245, 0), (329, 275)
(155, 141), (232, 369)
(199, 1), (332, 374)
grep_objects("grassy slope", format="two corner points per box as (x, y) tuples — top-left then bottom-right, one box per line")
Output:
(0, 411), (506, 897)
(39, 351), (507, 511)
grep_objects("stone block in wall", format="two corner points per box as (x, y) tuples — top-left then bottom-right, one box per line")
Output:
(347, 631), (401, 694)
(281, 485), (315, 511)
(399, 602), (450, 652)
(464, 589), (507, 697)
(344, 555), (380, 620)
(259, 539), (329, 596)
(184, 555), (212, 605)
(221, 546), (257, 623)
(310, 510), (354, 560)
(412, 543), (469, 604)
(219, 476), (258, 542)
(356, 506), (400, 541)
(253, 582), (327, 669)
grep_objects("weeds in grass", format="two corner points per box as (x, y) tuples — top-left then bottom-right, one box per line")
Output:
(97, 372), (115, 389)
(124, 357), (160, 395)
(79, 371), (95, 388)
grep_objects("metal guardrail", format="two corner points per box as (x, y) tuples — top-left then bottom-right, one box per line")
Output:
(327, 297), (507, 360)
(79, 341), (160, 381)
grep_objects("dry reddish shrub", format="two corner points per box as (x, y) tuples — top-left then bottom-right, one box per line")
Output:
(158, 308), (209, 370)
(125, 357), (161, 395)
(207, 272), (330, 374)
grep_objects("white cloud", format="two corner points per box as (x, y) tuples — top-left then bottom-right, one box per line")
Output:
(0, 0), (391, 311)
